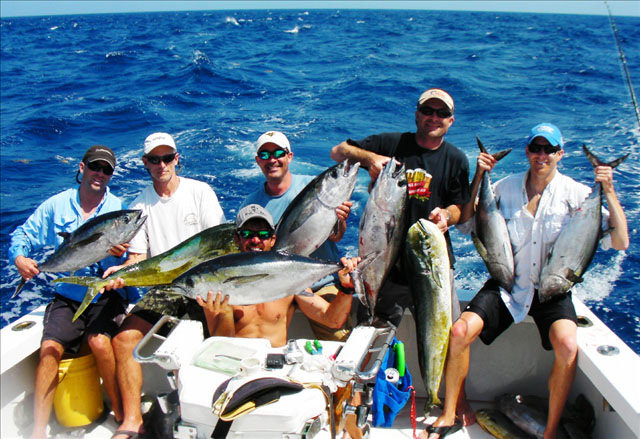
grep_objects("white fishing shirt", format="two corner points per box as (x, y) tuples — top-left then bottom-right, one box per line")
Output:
(459, 170), (611, 323)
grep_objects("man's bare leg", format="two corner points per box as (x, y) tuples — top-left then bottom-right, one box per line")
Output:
(422, 312), (483, 439)
(111, 315), (152, 438)
(88, 333), (122, 422)
(31, 340), (64, 439)
(544, 319), (577, 439)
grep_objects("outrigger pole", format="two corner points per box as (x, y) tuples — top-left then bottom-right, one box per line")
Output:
(604, 1), (640, 128)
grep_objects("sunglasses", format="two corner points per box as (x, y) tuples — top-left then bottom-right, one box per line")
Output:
(145, 153), (177, 165)
(238, 229), (273, 240)
(257, 149), (288, 160)
(527, 143), (561, 155)
(418, 106), (453, 119)
(86, 161), (114, 175)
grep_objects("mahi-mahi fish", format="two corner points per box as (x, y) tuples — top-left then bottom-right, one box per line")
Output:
(58, 222), (240, 322)
(164, 250), (378, 305)
(538, 145), (628, 303)
(13, 209), (146, 298)
(403, 219), (451, 411)
(357, 159), (407, 319)
(472, 136), (514, 292)
(475, 408), (532, 439)
(274, 160), (360, 256)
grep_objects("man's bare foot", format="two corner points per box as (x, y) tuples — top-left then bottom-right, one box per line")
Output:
(455, 398), (476, 426)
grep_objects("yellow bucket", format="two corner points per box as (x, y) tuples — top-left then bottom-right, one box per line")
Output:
(53, 352), (104, 427)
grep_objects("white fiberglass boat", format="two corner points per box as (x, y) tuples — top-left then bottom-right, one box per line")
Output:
(2, 292), (639, 439)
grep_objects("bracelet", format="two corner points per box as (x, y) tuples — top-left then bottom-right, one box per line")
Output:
(336, 283), (355, 295)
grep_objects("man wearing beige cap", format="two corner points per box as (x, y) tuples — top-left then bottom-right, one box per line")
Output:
(103, 132), (226, 439)
(241, 130), (354, 341)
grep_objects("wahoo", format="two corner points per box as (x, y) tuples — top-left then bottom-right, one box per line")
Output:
(357, 159), (407, 318)
(403, 219), (451, 411)
(13, 209), (146, 298)
(274, 160), (360, 256)
(538, 145), (628, 303)
(472, 137), (514, 292)
(60, 222), (239, 322)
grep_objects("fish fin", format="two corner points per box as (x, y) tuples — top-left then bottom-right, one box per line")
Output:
(53, 275), (104, 288)
(566, 270), (584, 284)
(477, 136), (511, 161)
(357, 250), (382, 270)
(223, 273), (269, 285)
(583, 144), (629, 169)
(426, 256), (443, 289)
(11, 278), (26, 299)
(72, 288), (98, 322)
(74, 233), (104, 247)
(471, 233), (489, 261)
(57, 231), (71, 240)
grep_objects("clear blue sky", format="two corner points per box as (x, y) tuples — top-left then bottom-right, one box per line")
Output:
(1, 1), (639, 18)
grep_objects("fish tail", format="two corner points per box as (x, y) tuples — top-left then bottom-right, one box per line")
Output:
(583, 144), (629, 169)
(72, 287), (98, 322)
(11, 278), (26, 299)
(476, 136), (512, 161)
(53, 275), (106, 290)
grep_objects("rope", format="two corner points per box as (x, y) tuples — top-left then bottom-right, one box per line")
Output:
(604, 1), (640, 128)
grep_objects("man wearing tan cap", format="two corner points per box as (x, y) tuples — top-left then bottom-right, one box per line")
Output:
(331, 88), (469, 324)
(102, 132), (226, 439)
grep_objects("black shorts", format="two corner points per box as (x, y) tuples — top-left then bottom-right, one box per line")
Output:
(464, 279), (577, 351)
(42, 290), (127, 355)
(130, 288), (209, 336)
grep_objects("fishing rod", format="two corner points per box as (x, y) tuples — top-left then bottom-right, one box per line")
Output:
(604, 1), (640, 128)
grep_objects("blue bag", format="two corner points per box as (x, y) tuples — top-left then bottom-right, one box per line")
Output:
(371, 338), (413, 427)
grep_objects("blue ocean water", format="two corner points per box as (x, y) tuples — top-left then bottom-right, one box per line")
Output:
(1, 9), (638, 353)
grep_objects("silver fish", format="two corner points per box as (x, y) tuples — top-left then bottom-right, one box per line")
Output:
(357, 159), (407, 319)
(13, 209), (146, 298)
(403, 219), (451, 411)
(471, 136), (514, 292)
(166, 250), (378, 305)
(538, 145), (628, 303)
(274, 160), (360, 256)
(497, 393), (548, 439)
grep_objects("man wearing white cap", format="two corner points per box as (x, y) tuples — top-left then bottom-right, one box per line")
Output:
(241, 130), (353, 341)
(103, 132), (226, 439)
(427, 123), (629, 439)
(331, 88), (469, 325)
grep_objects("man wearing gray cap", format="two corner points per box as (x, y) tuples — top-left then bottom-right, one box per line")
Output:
(199, 204), (359, 349)
(9, 145), (136, 438)
(103, 132), (226, 439)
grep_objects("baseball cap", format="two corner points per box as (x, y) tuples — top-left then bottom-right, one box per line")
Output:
(82, 145), (116, 169)
(527, 123), (564, 148)
(256, 131), (291, 153)
(418, 88), (455, 112)
(236, 204), (275, 231)
(144, 132), (177, 155)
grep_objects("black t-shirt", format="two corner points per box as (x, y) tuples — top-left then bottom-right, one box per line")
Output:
(349, 132), (470, 267)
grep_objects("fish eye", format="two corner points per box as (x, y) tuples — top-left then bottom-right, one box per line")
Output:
(186, 278), (194, 288)
(330, 169), (338, 178)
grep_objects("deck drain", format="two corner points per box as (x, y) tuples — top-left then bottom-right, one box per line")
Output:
(576, 315), (593, 328)
(597, 345), (619, 356)
(11, 320), (36, 331)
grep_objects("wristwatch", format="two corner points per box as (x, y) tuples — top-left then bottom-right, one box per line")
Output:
(336, 282), (355, 295)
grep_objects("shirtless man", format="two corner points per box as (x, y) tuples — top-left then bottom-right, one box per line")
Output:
(197, 204), (358, 347)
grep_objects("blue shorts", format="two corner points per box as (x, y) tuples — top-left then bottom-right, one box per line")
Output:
(464, 279), (577, 351)
(42, 290), (127, 355)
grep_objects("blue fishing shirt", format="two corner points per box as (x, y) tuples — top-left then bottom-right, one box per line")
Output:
(8, 187), (140, 303)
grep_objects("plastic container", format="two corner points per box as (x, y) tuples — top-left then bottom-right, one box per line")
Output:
(53, 353), (104, 427)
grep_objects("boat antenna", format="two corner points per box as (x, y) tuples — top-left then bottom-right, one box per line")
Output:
(604, 1), (640, 128)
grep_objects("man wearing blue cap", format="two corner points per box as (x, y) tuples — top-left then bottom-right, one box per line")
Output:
(423, 123), (629, 439)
